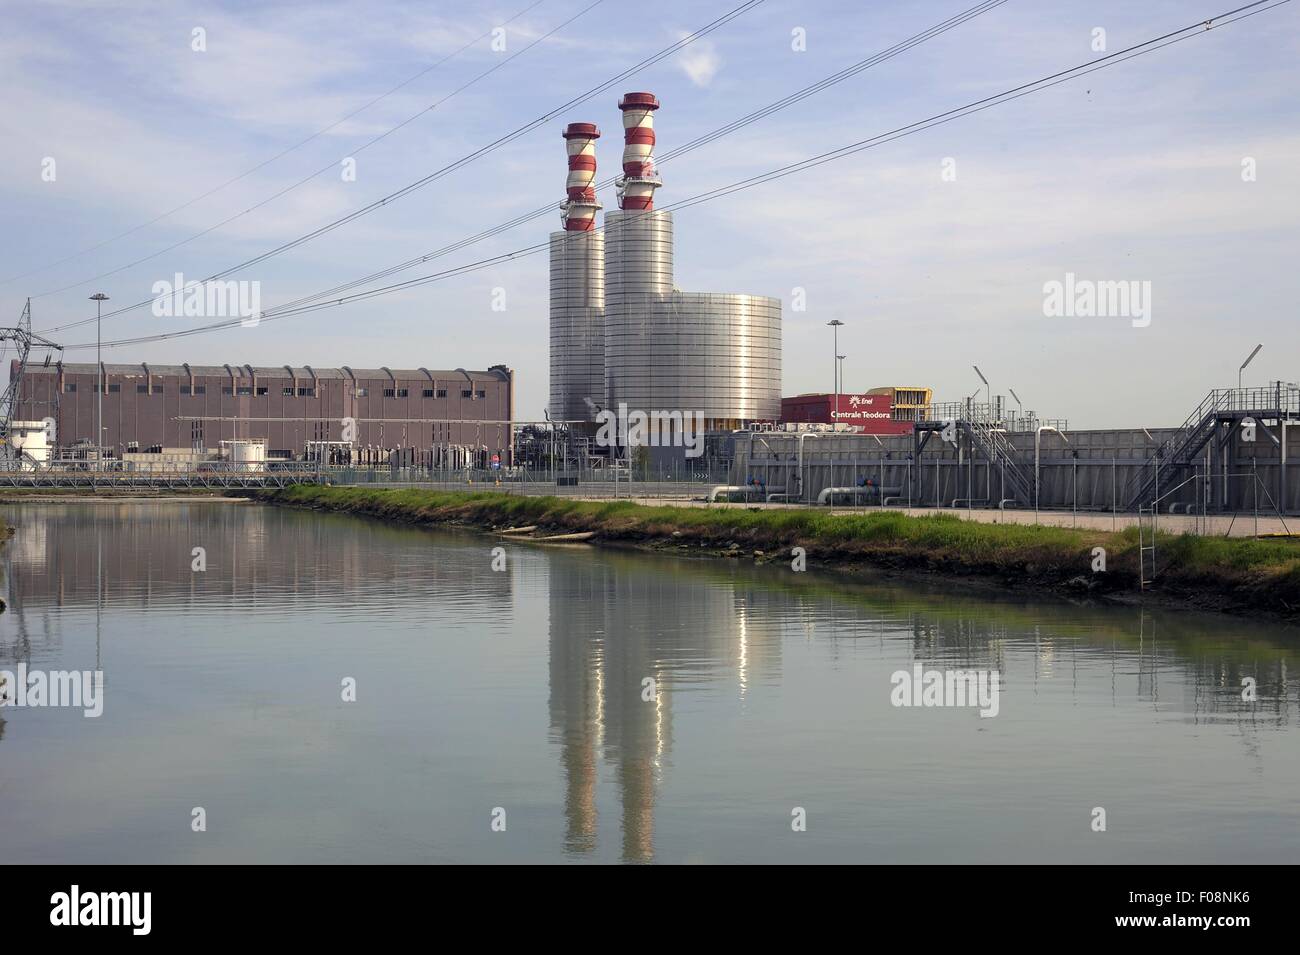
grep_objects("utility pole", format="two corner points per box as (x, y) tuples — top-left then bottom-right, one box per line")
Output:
(90, 292), (110, 468)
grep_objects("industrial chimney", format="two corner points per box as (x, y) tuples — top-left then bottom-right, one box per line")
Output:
(561, 122), (602, 231)
(602, 92), (782, 430)
(616, 92), (661, 211)
(550, 122), (606, 428)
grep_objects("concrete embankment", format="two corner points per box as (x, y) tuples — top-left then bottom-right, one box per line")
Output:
(254, 486), (1300, 623)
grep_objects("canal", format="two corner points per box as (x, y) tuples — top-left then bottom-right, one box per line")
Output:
(1, 501), (1297, 864)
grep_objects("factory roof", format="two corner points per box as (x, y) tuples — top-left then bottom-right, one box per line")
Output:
(18, 362), (511, 382)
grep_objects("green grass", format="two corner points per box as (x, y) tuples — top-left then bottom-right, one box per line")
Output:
(258, 486), (1300, 617)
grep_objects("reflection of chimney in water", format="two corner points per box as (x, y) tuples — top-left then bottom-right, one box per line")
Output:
(548, 559), (605, 853)
(546, 554), (785, 861)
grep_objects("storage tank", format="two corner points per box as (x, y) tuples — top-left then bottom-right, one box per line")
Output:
(222, 439), (267, 471)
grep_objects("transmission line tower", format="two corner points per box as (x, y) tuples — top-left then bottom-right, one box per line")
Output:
(1, 299), (64, 467)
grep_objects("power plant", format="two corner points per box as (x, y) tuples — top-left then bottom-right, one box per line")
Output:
(549, 93), (782, 451)
(2, 101), (1291, 522)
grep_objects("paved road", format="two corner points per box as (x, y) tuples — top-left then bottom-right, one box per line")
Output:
(612, 498), (1297, 537)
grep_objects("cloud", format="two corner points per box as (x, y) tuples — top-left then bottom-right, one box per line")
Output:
(674, 34), (721, 87)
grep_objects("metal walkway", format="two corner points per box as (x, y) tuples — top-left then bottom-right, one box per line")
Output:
(0, 466), (325, 490)
(915, 405), (1036, 506)
(1125, 384), (1300, 512)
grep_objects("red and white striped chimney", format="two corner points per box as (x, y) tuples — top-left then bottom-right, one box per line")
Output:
(561, 122), (602, 231)
(617, 92), (661, 211)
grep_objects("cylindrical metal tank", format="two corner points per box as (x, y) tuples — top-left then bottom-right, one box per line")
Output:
(604, 209), (781, 424)
(223, 439), (267, 471)
(603, 208), (673, 304)
(549, 229), (606, 423)
(550, 92), (783, 432)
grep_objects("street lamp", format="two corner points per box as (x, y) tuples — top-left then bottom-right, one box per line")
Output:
(1009, 387), (1023, 429)
(836, 354), (846, 400)
(89, 292), (109, 468)
(1035, 425), (1069, 524)
(1239, 343), (1262, 393)
(972, 365), (990, 421)
(827, 320), (844, 425)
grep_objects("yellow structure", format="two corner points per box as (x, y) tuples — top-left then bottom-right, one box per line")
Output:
(867, 386), (933, 422)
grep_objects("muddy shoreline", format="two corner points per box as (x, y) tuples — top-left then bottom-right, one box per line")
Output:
(249, 487), (1300, 625)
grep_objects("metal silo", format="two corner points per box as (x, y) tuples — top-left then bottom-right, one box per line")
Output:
(603, 93), (781, 428)
(550, 93), (783, 436)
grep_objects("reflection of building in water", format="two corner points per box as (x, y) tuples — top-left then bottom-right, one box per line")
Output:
(0, 503), (515, 672)
(1182, 651), (1292, 726)
(547, 552), (780, 862)
(892, 589), (1297, 734)
(1, 503), (512, 615)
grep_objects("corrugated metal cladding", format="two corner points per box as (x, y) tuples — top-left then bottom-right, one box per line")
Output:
(12, 361), (514, 456)
(603, 210), (782, 425)
(549, 229), (605, 422)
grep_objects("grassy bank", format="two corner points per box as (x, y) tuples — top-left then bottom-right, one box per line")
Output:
(257, 486), (1300, 621)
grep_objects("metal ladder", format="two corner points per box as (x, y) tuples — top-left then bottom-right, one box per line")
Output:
(1137, 505), (1156, 591)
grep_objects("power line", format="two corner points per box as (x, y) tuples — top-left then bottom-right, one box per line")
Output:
(31, 0), (605, 301)
(47, 0), (1001, 328)
(36, 0), (767, 332)
(263, 0), (1013, 316)
(2, 0), (549, 287)
(59, 0), (1290, 351)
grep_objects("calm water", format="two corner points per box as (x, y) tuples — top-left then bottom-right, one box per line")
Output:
(1, 501), (1297, 864)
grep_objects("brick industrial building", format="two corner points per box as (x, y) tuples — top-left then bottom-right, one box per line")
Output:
(10, 361), (515, 465)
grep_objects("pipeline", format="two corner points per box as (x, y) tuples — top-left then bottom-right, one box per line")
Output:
(818, 485), (902, 506)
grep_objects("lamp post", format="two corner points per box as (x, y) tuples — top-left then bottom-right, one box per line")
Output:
(1009, 387), (1023, 430)
(1239, 343), (1262, 396)
(836, 354), (846, 401)
(827, 320), (844, 424)
(973, 365), (989, 420)
(89, 292), (109, 468)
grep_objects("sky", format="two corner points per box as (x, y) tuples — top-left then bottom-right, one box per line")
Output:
(2, 0), (1298, 428)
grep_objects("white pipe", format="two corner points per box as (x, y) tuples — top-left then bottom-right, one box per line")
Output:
(818, 485), (900, 506)
(797, 432), (819, 503)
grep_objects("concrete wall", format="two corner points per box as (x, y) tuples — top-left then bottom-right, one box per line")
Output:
(731, 423), (1300, 514)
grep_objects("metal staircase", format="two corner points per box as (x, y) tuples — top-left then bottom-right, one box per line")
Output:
(1125, 385), (1300, 512)
(960, 405), (1035, 505)
(916, 403), (1035, 506)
